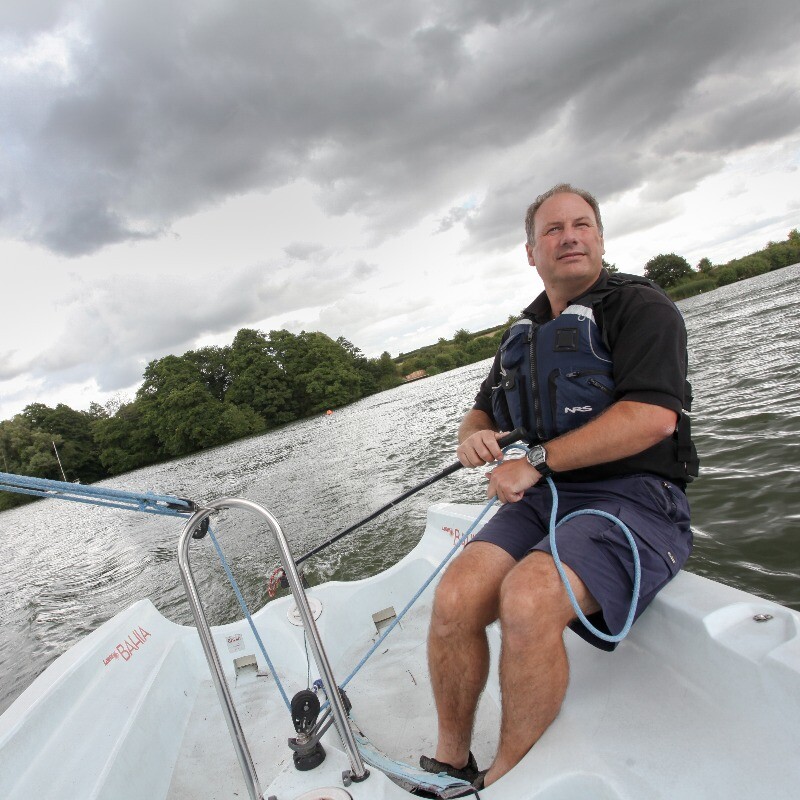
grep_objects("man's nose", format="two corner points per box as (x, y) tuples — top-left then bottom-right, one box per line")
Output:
(560, 225), (579, 243)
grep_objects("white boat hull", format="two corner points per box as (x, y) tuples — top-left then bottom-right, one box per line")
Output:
(2, 502), (799, 799)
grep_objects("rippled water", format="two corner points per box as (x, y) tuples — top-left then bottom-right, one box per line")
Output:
(678, 263), (800, 606)
(1, 264), (799, 714)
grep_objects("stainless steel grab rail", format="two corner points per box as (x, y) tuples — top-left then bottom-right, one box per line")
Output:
(178, 497), (369, 800)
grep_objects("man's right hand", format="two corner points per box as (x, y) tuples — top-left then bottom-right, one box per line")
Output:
(457, 429), (508, 468)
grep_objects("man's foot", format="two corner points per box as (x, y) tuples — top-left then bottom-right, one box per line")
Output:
(419, 751), (480, 782)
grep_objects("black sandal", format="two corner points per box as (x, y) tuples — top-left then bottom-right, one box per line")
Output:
(472, 770), (488, 789)
(419, 750), (480, 782)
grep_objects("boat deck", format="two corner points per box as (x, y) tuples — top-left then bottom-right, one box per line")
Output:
(3, 502), (800, 799)
(167, 592), (502, 798)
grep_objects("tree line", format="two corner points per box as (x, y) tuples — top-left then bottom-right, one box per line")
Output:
(395, 325), (506, 379)
(643, 229), (800, 298)
(0, 328), (400, 510)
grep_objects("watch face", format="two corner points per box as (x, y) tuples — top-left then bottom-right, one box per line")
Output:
(528, 445), (545, 466)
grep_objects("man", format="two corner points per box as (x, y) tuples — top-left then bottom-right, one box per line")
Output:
(420, 184), (699, 789)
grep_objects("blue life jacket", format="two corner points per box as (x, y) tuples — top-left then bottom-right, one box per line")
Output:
(491, 301), (614, 442)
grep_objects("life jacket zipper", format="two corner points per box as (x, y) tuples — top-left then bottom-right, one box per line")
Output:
(530, 326), (545, 441)
(588, 377), (614, 397)
(565, 370), (614, 397)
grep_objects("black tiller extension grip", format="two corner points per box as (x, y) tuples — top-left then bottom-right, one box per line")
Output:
(295, 427), (527, 566)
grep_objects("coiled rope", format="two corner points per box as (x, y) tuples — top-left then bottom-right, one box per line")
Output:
(545, 474), (641, 643)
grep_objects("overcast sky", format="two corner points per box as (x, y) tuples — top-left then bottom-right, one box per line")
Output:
(1, 0), (799, 420)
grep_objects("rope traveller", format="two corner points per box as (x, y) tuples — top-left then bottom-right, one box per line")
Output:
(0, 471), (194, 517)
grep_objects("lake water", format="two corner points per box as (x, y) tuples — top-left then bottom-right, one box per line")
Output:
(1, 264), (799, 714)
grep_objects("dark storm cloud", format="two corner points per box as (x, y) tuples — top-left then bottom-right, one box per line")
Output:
(1, 0), (799, 257)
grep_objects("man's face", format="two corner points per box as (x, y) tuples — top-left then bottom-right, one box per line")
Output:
(526, 192), (605, 292)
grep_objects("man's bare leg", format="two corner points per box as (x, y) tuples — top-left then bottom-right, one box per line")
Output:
(427, 541), (515, 768)
(484, 552), (600, 786)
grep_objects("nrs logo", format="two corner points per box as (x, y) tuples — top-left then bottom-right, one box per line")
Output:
(565, 406), (592, 413)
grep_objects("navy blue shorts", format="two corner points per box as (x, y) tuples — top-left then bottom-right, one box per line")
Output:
(469, 474), (692, 651)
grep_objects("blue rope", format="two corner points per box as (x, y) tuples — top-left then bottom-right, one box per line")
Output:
(206, 525), (292, 711)
(545, 475), (641, 643)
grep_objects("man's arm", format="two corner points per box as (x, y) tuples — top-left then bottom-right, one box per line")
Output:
(487, 400), (677, 504)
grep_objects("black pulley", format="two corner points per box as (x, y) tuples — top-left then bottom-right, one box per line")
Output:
(291, 689), (321, 734)
(191, 517), (210, 540)
(288, 689), (326, 770)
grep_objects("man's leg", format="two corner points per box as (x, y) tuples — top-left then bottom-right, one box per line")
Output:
(484, 551), (600, 786)
(427, 541), (516, 768)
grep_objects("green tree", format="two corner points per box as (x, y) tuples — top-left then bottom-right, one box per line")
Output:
(19, 403), (105, 483)
(697, 257), (714, 274)
(644, 253), (693, 288)
(0, 415), (57, 478)
(146, 383), (260, 457)
(227, 329), (293, 426)
(269, 330), (363, 415)
(299, 332), (364, 413)
(602, 258), (618, 274)
(93, 400), (161, 475)
(432, 352), (456, 373)
(0, 413), (75, 508)
(183, 346), (232, 401)
(370, 351), (402, 391)
(763, 238), (800, 271)
(136, 353), (263, 457)
(726, 254), (772, 281)
(138, 354), (203, 398)
(466, 335), (501, 360)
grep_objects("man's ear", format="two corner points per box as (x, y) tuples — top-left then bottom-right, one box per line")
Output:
(525, 242), (535, 266)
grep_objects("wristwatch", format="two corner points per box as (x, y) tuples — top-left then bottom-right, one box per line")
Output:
(526, 444), (554, 477)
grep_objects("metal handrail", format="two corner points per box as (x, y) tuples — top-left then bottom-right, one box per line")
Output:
(177, 497), (368, 800)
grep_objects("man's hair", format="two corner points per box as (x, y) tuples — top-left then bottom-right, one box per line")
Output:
(524, 183), (604, 244)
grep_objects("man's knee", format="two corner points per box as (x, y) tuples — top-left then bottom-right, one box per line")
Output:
(432, 543), (512, 631)
(498, 552), (580, 635)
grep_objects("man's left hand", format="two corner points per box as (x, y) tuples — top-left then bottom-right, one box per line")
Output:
(486, 458), (541, 503)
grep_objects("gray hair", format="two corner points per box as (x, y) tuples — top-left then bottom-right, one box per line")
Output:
(524, 183), (604, 244)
